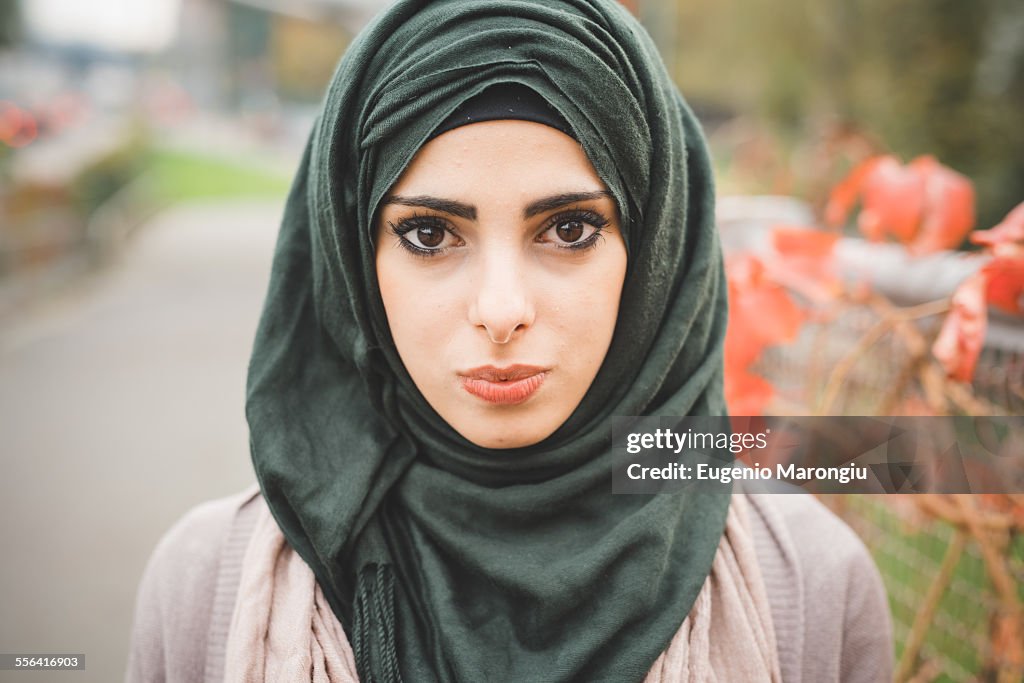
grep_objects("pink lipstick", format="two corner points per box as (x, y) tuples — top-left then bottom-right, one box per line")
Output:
(459, 365), (548, 405)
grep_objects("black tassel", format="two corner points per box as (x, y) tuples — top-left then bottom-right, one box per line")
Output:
(352, 564), (404, 683)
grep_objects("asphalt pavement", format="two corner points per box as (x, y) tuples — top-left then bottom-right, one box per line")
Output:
(0, 200), (281, 683)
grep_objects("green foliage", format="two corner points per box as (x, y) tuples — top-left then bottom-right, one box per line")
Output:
(662, 0), (1024, 229)
(70, 134), (148, 216)
(0, 0), (19, 48)
(146, 148), (291, 204)
(271, 16), (350, 103)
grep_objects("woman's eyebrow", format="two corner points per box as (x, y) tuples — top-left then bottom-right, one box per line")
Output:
(523, 191), (613, 218)
(382, 195), (476, 220)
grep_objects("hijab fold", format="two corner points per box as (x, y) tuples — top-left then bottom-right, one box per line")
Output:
(246, 0), (732, 680)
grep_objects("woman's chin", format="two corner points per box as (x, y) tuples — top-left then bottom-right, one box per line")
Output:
(451, 411), (561, 450)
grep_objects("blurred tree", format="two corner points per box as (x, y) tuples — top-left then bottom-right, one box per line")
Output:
(0, 0), (20, 48)
(661, 0), (1024, 230)
(227, 3), (273, 107)
(272, 16), (349, 102)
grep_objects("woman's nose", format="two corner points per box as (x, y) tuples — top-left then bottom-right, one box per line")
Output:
(467, 251), (535, 345)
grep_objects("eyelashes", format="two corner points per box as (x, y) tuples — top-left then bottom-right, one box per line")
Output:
(386, 214), (458, 257)
(386, 208), (611, 259)
(544, 209), (609, 251)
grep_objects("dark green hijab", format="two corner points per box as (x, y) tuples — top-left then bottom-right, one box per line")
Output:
(246, 0), (731, 681)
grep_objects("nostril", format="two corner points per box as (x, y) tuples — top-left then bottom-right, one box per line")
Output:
(487, 326), (514, 345)
(469, 262), (536, 343)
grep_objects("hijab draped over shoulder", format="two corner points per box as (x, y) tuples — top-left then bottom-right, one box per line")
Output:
(245, 0), (731, 680)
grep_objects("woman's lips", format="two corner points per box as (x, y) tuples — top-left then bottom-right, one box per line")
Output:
(459, 365), (549, 405)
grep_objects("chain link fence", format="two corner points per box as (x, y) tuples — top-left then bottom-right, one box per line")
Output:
(758, 305), (1024, 682)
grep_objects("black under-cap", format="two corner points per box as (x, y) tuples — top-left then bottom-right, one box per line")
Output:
(427, 82), (577, 141)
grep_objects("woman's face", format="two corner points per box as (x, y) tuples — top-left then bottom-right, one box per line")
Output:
(375, 120), (627, 449)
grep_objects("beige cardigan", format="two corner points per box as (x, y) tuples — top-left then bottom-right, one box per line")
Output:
(125, 487), (893, 682)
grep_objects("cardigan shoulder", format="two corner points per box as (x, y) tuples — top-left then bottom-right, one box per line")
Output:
(126, 488), (893, 683)
(744, 492), (894, 683)
(125, 485), (260, 683)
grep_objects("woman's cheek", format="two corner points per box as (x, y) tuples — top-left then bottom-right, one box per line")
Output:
(549, 273), (619, 364)
(406, 289), (459, 354)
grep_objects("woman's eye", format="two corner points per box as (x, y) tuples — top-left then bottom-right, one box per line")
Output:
(539, 210), (609, 249)
(388, 217), (460, 256)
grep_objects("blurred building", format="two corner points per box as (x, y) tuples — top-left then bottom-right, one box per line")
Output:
(176, 0), (389, 111)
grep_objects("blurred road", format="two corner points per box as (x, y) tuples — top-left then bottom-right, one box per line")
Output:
(0, 200), (281, 683)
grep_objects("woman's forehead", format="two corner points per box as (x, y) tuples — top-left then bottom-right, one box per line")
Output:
(386, 120), (610, 202)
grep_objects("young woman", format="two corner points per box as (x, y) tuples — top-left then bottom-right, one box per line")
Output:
(127, 1), (893, 681)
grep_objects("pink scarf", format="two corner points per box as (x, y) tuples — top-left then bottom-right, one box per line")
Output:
(224, 495), (781, 682)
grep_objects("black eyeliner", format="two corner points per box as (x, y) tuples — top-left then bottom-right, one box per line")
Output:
(387, 214), (457, 258)
(540, 207), (611, 251)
